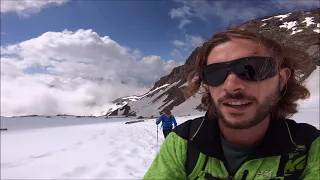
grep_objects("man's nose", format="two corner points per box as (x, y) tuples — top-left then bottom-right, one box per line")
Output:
(221, 72), (245, 93)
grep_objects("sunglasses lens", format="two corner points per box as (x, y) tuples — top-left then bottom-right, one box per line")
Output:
(202, 66), (228, 86)
(235, 57), (277, 81)
(201, 57), (277, 86)
(235, 63), (258, 81)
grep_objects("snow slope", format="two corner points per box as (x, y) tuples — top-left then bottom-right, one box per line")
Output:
(129, 80), (181, 117)
(0, 115), (202, 179)
(1, 110), (318, 179)
(0, 116), (130, 131)
(171, 92), (203, 116)
(99, 84), (170, 116)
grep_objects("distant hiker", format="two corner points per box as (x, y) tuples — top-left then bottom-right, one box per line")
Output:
(144, 29), (319, 179)
(156, 110), (177, 138)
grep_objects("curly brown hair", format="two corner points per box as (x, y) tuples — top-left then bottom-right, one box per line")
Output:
(185, 29), (313, 120)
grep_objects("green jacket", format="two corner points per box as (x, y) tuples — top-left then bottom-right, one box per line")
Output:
(144, 113), (319, 180)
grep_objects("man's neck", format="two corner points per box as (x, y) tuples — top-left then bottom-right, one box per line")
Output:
(219, 116), (270, 147)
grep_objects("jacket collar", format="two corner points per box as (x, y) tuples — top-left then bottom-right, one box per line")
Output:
(189, 112), (296, 161)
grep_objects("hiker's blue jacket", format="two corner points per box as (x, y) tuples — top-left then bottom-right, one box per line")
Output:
(156, 115), (177, 130)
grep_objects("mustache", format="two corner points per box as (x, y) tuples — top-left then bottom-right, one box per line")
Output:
(217, 92), (257, 104)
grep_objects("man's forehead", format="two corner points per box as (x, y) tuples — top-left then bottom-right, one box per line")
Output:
(207, 38), (268, 64)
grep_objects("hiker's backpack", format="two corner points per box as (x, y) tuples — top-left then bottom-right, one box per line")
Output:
(184, 118), (309, 180)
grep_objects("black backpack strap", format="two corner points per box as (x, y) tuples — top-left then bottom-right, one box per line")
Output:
(186, 117), (206, 179)
(275, 120), (311, 179)
(276, 145), (308, 179)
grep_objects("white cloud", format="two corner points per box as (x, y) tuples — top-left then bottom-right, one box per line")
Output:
(171, 40), (185, 47)
(169, 4), (193, 29)
(1, 0), (70, 18)
(170, 49), (183, 58)
(169, 34), (204, 61)
(0, 29), (179, 117)
(179, 19), (192, 29)
(169, 34), (204, 60)
(172, 35), (204, 49)
(170, 0), (268, 26)
(186, 34), (205, 48)
(1, 32), (6, 35)
(133, 49), (142, 59)
(275, 0), (319, 9)
(169, 5), (192, 19)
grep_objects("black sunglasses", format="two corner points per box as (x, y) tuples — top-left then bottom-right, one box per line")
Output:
(200, 56), (278, 86)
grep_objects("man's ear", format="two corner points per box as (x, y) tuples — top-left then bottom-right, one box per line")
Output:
(279, 68), (291, 91)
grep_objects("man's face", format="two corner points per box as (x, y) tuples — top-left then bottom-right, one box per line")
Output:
(206, 38), (288, 129)
(166, 113), (171, 117)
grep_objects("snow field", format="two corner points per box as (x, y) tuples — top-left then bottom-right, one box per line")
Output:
(0, 115), (202, 179)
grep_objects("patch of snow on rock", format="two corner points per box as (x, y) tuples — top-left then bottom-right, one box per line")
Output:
(274, 13), (291, 21)
(302, 17), (316, 27)
(262, 17), (273, 21)
(261, 23), (267, 27)
(279, 21), (298, 30)
(291, 29), (303, 35)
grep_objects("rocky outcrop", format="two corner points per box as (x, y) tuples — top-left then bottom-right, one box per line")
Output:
(152, 47), (200, 91)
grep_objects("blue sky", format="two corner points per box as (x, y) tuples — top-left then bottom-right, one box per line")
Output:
(1, 0), (319, 61)
(0, 0), (319, 116)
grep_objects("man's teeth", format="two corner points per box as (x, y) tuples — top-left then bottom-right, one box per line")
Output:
(228, 102), (250, 105)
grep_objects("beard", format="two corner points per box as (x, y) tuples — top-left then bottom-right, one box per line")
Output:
(212, 84), (281, 130)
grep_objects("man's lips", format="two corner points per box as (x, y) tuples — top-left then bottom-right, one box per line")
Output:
(222, 99), (252, 105)
(220, 99), (253, 113)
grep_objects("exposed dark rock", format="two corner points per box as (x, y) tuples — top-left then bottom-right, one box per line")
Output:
(125, 120), (144, 124)
(119, 105), (131, 116)
(109, 109), (118, 116)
